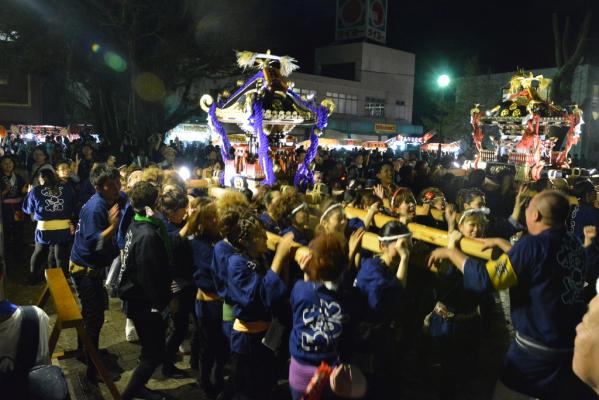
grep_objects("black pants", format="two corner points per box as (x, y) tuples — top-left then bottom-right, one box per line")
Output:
(430, 315), (481, 400)
(122, 311), (167, 400)
(196, 300), (228, 388)
(2, 206), (24, 256)
(30, 243), (69, 280)
(164, 286), (195, 366)
(231, 333), (276, 400)
(363, 323), (403, 400)
(71, 271), (108, 375)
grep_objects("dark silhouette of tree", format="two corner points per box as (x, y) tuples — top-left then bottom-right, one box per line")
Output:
(551, 11), (593, 104)
(0, 0), (274, 144)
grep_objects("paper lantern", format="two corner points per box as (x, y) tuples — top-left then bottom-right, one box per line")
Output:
(0, 125), (6, 138)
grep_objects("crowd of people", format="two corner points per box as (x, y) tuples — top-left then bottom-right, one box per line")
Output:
(2, 136), (599, 400)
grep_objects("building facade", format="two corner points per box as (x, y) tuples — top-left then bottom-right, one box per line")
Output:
(0, 69), (64, 126)
(291, 41), (421, 141)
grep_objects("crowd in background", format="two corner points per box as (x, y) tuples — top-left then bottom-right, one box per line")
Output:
(2, 134), (599, 400)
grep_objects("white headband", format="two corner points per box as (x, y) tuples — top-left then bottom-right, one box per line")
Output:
(458, 207), (490, 225)
(378, 233), (412, 242)
(320, 203), (342, 224)
(291, 203), (307, 215)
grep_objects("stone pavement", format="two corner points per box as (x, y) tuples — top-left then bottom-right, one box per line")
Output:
(4, 238), (512, 400)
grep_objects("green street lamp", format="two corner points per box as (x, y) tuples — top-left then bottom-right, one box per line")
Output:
(436, 74), (451, 160)
(437, 74), (450, 88)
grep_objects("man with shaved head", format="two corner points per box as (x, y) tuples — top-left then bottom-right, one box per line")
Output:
(429, 190), (596, 399)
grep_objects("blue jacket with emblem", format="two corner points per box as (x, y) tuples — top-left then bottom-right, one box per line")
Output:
(463, 228), (586, 348)
(289, 281), (347, 366)
(22, 183), (76, 244)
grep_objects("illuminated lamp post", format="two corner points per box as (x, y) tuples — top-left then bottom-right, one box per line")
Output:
(437, 74), (450, 160)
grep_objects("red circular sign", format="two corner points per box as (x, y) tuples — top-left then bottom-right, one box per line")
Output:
(342, 0), (363, 25)
(370, 0), (385, 27)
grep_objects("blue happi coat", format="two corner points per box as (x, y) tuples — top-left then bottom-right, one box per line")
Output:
(22, 183), (76, 244)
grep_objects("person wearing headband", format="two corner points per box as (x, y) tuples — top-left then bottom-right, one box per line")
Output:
(222, 209), (294, 399)
(318, 199), (347, 236)
(455, 208), (490, 239)
(257, 189), (282, 234)
(428, 190), (595, 399)
(415, 187), (448, 230)
(280, 201), (311, 246)
(354, 220), (411, 398)
(425, 207), (489, 399)
(418, 187), (446, 212)
(390, 187), (416, 224)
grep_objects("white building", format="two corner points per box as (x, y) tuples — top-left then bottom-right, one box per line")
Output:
(290, 41), (421, 141)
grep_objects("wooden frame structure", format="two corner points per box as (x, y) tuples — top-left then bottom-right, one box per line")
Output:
(37, 268), (121, 400)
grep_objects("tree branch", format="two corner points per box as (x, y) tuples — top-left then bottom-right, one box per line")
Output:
(562, 16), (571, 62)
(561, 11), (592, 76)
(553, 13), (564, 68)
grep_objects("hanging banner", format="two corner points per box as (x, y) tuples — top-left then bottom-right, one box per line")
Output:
(374, 122), (396, 133)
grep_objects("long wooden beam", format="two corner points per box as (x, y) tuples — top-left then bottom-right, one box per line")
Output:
(186, 177), (221, 189)
(207, 187), (445, 220)
(345, 207), (492, 260)
(207, 187), (492, 260)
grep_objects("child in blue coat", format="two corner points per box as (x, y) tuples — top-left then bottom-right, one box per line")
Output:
(223, 209), (294, 400)
(354, 220), (411, 399)
(190, 198), (228, 396)
(289, 232), (362, 399)
(23, 168), (76, 283)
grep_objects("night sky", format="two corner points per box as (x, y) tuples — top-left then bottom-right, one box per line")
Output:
(249, 0), (596, 123)
(258, 0), (598, 77)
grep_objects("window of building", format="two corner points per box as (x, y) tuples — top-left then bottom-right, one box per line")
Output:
(326, 92), (358, 115)
(365, 97), (385, 117)
(295, 88), (317, 99)
(320, 63), (356, 81)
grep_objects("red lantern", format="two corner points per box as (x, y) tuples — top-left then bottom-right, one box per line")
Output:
(0, 125), (6, 138)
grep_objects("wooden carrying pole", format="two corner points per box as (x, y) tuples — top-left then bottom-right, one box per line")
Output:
(265, 212), (492, 261)
(207, 187), (492, 260)
(345, 207), (492, 260)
